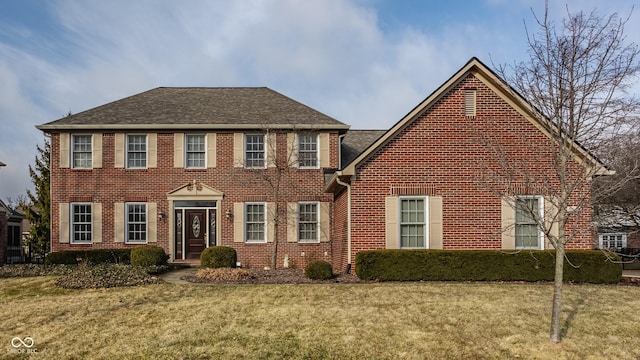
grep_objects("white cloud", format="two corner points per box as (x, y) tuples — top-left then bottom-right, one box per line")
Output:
(1, 0), (638, 200)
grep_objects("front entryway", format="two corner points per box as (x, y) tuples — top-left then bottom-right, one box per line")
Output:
(186, 209), (206, 259)
(173, 201), (217, 261)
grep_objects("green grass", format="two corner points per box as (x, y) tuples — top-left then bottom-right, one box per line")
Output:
(1, 278), (639, 359)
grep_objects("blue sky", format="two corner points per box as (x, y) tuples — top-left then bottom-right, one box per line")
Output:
(0, 0), (638, 201)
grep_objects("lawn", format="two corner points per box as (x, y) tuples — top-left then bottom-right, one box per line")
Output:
(1, 277), (639, 359)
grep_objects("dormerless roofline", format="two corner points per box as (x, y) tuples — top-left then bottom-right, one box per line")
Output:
(37, 123), (351, 131)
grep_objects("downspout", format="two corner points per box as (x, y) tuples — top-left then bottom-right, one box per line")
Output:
(335, 171), (352, 274)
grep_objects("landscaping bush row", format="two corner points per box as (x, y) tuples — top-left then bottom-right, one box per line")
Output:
(355, 250), (622, 284)
(45, 246), (168, 267)
(45, 249), (132, 265)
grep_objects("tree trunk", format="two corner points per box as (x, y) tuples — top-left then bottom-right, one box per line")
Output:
(549, 241), (565, 343)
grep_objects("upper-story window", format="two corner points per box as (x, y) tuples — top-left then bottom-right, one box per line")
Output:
(185, 134), (206, 168)
(72, 135), (92, 169)
(298, 134), (318, 168)
(127, 134), (147, 168)
(245, 134), (265, 168)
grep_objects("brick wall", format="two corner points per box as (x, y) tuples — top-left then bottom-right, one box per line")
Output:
(337, 73), (594, 267)
(50, 130), (338, 269)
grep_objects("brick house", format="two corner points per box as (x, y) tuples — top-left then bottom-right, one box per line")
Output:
(37, 87), (349, 268)
(38, 58), (607, 271)
(326, 58), (609, 272)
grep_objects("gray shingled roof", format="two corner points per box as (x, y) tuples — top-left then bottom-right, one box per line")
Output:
(37, 87), (349, 131)
(341, 130), (386, 167)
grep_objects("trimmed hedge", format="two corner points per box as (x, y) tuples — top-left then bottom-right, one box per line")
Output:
(355, 250), (622, 284)
(130, 245), (168, 267)
(200, 246), (237, 268)
(305, 260), (334, 280)
(45, 249), (131, 265)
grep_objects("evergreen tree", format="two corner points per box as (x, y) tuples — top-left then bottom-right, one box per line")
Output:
(24, 140), (51, 259)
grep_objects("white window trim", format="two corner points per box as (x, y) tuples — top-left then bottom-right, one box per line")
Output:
(515, 195), (544, 250)
(244, 134), (266, 169)
(71, 134), (93, 169)
(598, 233), (627, 250)
(298, 134), (319, 169)
(298, 201), (320, 243)
(184, 134), (207, 169)
(125, 202), (148, 244)
(126, 134), (148, 169)
(245, 202), (267, 243)
(399, 196), (429, 249)
(70, 202), (93, 244)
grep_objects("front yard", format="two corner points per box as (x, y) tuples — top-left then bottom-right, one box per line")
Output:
(1, 276), (640, 359)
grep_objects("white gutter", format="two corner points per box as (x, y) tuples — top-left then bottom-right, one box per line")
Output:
(335, 171), (352, 274)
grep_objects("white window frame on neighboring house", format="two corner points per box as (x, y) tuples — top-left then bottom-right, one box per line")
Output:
(298, 134), (318, 168)
(185, 134), (206, 169)
(126, 203), (147, 244)
(298, 202), (319, 243)
(515, 195), (544, 250)
(71, 203), (92, 244)
(126, 134), (147, 169)
(244, 134), (266, 169)
(599, 233), (627, 250)
(72, 134), (92, 169)
(399, 197), (428, 249)
(245, 202), (266, 243)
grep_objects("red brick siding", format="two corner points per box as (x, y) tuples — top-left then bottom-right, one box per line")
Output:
(342, 74), (594, 266)
(50, 131), (338, 269)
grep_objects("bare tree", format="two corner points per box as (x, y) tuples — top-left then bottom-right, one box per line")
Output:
(593, 130), (640, 230)
(489, 3), (640, 343)
(241, 127), (325, 270)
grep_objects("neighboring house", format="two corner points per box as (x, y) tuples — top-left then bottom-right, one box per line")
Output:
(0, 199), (25, 264)
(38, 58), (606, 270)
(594, 208), (640, 250)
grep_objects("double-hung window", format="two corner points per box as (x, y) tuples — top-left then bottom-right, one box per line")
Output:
(126, 203), (147, 243)
(400, 197), (427, 248)
(298, 202), (319, 242)
(599, 233), (627, 250)
(71, 203), (92, 244)
(298, 134), (318, 168)
(515, 196), (543, 249)
(245, 134), (265, 168)
(127, 135), (147, 168)
(185, 134), (206, 168)
(245, 203), (266, 243)
(72, 135), (92, 169)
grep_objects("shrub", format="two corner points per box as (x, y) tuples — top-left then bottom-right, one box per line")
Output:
(0, 264), (75, 278)
(55, 263), (162, 289)
(355, 250), (622, 284)
(200, 246), (237, 268)
(131, 245), (168, 267)
(45, 251), (79, 265)
(305, 260), (334, 280)
(83, 249), (131, 264)
(45, 249), (132, 265)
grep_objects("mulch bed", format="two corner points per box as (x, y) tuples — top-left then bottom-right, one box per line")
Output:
(184, 268), (361, 285)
